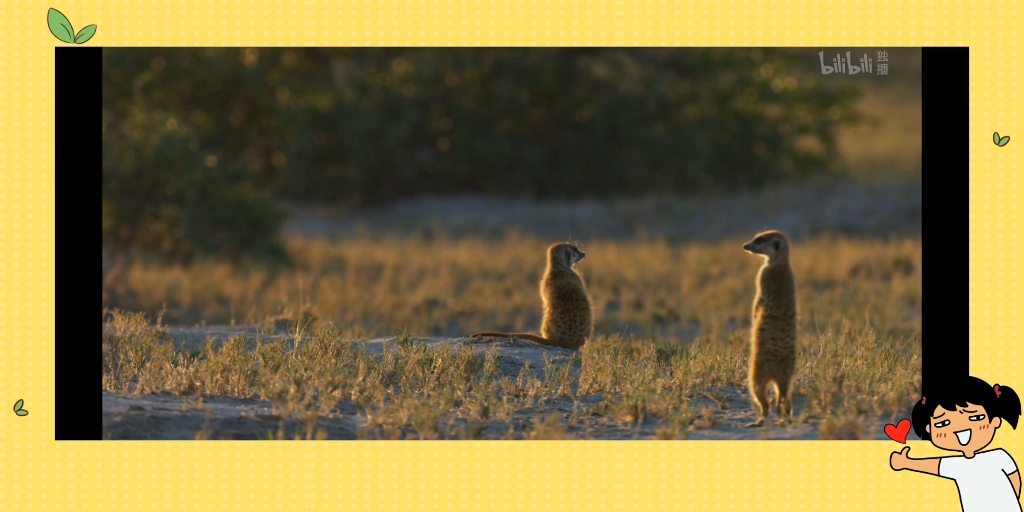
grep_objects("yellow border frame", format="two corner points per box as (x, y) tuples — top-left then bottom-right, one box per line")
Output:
(3, 3), (1018, 508)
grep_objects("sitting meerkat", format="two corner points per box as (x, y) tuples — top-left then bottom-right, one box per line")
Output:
(471, 242), (593, 350)
(742, 230), (798, 427)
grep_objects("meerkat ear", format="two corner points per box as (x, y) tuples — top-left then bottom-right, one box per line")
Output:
(772, 240), (780, 251)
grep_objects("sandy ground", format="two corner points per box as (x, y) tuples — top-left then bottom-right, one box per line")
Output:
(103, 325), (895, 441)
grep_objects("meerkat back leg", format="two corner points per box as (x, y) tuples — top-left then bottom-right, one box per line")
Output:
(776, 371), (794, 419)
(774, 379), (790, 419)
(745, 373), (771, 428)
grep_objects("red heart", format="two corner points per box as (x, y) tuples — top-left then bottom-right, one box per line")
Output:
(885, 419), (912, 444)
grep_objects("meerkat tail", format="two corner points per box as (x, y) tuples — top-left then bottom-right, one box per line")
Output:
(469, 332), (552, 344)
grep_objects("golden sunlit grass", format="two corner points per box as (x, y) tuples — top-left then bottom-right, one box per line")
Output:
(102, 233), (921, 439)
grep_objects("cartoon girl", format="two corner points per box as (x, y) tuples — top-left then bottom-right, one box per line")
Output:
(890, 376), (1022, 512)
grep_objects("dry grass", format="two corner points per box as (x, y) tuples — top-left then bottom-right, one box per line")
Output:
(104, 233), (921, 341)
(819, 413), (869, 440)
(102, 233), (921, 439)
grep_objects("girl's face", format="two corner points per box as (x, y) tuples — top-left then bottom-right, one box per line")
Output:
(927, 402), (1002, 457)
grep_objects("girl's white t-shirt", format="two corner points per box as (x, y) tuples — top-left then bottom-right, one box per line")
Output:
(938, 449), (1021, 512)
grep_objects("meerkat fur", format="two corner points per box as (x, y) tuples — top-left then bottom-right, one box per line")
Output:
(471, 242), (594, 350)
(742, 230), (798, 427)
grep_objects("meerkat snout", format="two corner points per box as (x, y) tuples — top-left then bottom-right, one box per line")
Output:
(563, 245), (585, 265)
(742, 232), (787, 261)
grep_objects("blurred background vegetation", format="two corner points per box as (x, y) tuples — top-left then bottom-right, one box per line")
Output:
(103, 48), (921, 263)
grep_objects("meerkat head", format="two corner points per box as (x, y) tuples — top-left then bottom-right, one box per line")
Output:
(549, 242), (586, 268)
(742, 230), (790, 263)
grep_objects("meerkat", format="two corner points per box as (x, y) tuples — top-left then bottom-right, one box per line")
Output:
(742, 230), (798, 427)
(471, 242), (593, 350)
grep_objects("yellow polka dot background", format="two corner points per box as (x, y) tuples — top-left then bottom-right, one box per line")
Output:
(1, 0), (1018, 509)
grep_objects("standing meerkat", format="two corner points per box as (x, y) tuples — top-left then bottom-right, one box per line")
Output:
(742, 230), (798, 427)
(471, 242), (593, 350)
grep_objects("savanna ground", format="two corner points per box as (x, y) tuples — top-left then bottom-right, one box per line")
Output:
(101, 183), (921, 440)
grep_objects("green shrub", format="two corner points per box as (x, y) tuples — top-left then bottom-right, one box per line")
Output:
(102, 106), (287, 262)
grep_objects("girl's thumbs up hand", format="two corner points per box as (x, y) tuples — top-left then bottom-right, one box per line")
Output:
(890, 446), (911, 471)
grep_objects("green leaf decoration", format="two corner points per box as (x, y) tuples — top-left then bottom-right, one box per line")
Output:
(47, 8), (75, 44)
(16, 409), (29, 416)
(13, 399), (28, 416)
(998, 135), (1010, 147)
(994, 132), (1001, 145)
(74, 24), (97, 44)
